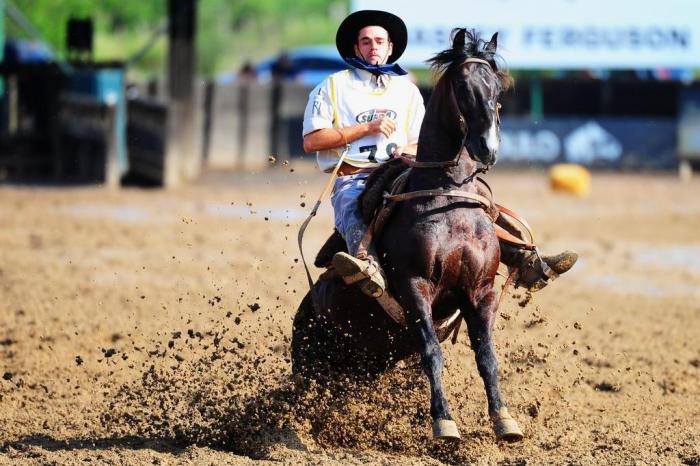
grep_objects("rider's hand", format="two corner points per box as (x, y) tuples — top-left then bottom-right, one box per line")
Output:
(366, 118), (397, 138)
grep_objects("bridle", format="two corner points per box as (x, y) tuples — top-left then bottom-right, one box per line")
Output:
(394, 57), (501, 171)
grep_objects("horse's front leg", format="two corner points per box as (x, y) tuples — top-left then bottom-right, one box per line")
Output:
(465, 289), (524, 441)
(400, 280), (461, 440)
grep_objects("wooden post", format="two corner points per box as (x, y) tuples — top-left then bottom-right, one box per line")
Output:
(529, 72), (543, 121)
(166, 0), (198, 186)
(103, 103), (119, 188)
(168, 0), (195, 102)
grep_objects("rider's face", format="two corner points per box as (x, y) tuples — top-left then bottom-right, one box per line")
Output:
(354, 26), (393, 65)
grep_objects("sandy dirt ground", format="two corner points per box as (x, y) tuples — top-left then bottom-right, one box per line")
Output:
(1, 162), (699, 465)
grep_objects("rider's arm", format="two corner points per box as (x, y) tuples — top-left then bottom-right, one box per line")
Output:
(303, 120), (396, 153)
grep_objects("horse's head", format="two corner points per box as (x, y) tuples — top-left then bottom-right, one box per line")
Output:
(428, 29), (512, 167)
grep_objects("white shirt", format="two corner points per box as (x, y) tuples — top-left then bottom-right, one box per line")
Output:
(303, 68), (425, 172)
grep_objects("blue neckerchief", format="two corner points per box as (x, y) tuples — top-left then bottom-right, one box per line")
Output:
(343, 57), (408, 76)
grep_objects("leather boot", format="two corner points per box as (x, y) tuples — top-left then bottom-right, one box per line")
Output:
(495, 208), (578, 292)
(332, 252), (386, 297)
(333, 223), (386, 298)
(503, 245), (578, 292)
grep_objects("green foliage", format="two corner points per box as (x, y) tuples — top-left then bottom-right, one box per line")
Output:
(197, 0), (346, 77)
(8, 0), (163, 51)
(5, 0), (347, 78)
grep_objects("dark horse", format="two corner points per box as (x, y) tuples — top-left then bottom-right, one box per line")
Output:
(293, 29), (523, 441)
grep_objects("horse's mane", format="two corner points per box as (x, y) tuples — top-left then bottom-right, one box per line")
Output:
(427, 28), (513, 92)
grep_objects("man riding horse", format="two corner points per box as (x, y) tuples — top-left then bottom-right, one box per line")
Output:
(302, 9), (577, 298)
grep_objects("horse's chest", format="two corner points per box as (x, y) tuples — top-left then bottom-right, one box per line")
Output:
(415, 212), (477, 245)
(415, 214), (491, 276)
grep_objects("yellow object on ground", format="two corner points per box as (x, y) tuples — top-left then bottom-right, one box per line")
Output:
(549, 164), (591, 197)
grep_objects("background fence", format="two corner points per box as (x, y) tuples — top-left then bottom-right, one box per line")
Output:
(2, 71), (699, 185)
(203, 78), (697, 172)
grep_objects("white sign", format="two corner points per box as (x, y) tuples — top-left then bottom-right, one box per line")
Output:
(500, 130), (560, 162)
(352, 0), (700, 69)
(564, 122), (623, 163)
(498, 121), (624, 164)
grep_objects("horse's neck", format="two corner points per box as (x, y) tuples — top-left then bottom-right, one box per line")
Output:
(415, 107), (475, 185)
(416, 114), (459, 161)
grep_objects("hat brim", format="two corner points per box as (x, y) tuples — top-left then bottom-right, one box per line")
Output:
(336, 10), (407, 64)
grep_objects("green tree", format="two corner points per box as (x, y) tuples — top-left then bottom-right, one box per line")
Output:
(5, 0), (347, 78)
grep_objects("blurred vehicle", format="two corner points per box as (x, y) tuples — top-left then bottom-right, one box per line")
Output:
(3, 39), (54, 66)
(217, 45), (348, 87)
(256, 45), (348, 86)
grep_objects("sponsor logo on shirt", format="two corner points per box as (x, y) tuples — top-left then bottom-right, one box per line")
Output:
(355, 109), (398, 123)
(312, 88), (323, 115)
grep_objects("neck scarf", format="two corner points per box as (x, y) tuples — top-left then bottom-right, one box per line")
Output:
(343, 57), (408, 77)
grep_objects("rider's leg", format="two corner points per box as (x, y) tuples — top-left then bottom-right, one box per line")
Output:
(329, 174), (386, 297)
(496, 210), (578, 292)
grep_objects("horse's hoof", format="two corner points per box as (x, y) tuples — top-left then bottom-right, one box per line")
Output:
(491, 408), (524, 441)
(432, 419), (461, 440)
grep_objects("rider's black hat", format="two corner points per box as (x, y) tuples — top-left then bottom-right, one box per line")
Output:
(335, 10), (407, 64)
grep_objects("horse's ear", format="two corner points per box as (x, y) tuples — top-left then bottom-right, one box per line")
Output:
(453, 28), (466, 50)
(485, 32), (498, 54)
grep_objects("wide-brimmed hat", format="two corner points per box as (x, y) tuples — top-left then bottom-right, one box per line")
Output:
(335, 10), (407, 64)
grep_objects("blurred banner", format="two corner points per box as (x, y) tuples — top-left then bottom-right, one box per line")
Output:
(353, 0), (700, 69)
(498, 117), (677, 168)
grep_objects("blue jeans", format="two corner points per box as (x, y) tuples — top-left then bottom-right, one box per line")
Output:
(330, 173), (370, 256)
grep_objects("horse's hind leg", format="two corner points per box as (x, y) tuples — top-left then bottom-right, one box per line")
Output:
(465, 289), (524, 441)
(400, 284), (460, 440)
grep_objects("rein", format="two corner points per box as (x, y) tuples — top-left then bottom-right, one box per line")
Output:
(297, 144), (350, 297)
